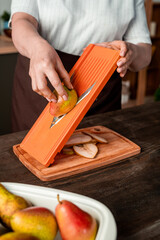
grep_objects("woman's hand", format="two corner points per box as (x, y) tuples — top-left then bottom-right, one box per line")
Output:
(12, 12), (73, 102)
(29, 39), (73, 102)
(95, 41), (137, 77)
(95, 40), (151, 77)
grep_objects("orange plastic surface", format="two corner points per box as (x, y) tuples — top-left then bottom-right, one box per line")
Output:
(20, 44), (120, 166)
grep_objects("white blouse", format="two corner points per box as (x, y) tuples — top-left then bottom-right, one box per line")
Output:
(10, 0), (151, 56)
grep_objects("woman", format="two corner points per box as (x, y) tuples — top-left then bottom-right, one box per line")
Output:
(10, 0), (151, 132)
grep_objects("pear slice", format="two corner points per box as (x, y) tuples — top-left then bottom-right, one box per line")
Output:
(73, 143), (98, 159)
(65, 133), (92, 147)
(83, 132), (108, 143)
(62, 147), (74, 155)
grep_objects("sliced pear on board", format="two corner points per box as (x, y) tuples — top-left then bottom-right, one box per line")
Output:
(83, 132), (108, 144)
(73, 143), (98, 159)
(65, 133), (92, 147)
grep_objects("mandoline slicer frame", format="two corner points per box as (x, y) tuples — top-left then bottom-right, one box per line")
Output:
(19, 44), (120, 166)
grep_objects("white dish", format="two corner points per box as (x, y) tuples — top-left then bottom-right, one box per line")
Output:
(0, 182), (117, 240)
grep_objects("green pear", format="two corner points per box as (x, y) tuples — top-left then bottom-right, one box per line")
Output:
(55, 195), (98, 240)
(11, 206), (58, 240)
(0, 232), (39, 240)
(49, 86), (78, 117)
(0, 183), (31, 228)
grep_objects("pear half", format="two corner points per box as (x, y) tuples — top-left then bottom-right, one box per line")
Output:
(49, 86), (78, 117)
(73, 143), (98, 159)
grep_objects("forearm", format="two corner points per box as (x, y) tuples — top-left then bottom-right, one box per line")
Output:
(128, 42), (152, 72)
(12, 14), (45, 58)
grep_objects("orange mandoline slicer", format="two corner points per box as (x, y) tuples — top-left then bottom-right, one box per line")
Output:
(18, 44), (120, 167)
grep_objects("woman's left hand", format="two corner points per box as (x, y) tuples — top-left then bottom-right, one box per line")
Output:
(95, 41), (137, 77)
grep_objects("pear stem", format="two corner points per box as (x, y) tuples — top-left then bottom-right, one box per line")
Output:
(57, 194), (62, 204)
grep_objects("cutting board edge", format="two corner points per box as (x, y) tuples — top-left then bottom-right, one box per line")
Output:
(13, 126), (141, 181)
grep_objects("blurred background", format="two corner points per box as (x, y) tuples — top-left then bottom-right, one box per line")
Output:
(0, 0), (11, 34)
(0, 0), (160, 135)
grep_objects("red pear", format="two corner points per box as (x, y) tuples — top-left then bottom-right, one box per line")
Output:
(55, 195), (98, 240)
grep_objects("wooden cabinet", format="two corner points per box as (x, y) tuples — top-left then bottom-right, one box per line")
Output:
(123, 2), (160, 104)
(147, 2), (160, 95)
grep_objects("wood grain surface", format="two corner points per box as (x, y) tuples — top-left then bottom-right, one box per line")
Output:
(0, 102), (160, 239)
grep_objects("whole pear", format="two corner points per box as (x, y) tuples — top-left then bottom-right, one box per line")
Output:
(11, 206), (58, 240)
(0, 183), (31, 228)
(49, 86), (78, 117)
(0, 232), (39, 240)
(55, 195), (98, 240)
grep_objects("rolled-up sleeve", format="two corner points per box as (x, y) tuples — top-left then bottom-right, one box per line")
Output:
(9, 0), (39, 26)
(123, 0), (151, 44)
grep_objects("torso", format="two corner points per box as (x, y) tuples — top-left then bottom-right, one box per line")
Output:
(37, 0), (136, 55)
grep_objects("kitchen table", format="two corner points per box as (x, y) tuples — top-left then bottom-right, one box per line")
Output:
(0, 102), (160, 239)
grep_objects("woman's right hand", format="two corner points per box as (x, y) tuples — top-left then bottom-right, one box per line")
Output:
(29, 39), (73, 102)
(11, 13), (72, 102)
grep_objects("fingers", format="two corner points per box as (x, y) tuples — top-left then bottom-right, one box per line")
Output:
(45, 67), (68, 101)
(117, 47), (133, 77)
(30, 66), (69, 102)
(29, 55), (72, 101)
(37, 75), (57, 102)
(96, 41), (129, 57)
(117, 59), (129, 77)
(117, 62), (128, 77)
(95, 42), (113, 50)
(87, 41), (134, 78)
(30, 71), (57, 102)
(119, 41), (128, 57)
(56, 60), (73, 90)
(119, 69), (127, 78)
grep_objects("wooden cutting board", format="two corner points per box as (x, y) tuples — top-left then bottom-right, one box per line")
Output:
(13, 126), (141, 181)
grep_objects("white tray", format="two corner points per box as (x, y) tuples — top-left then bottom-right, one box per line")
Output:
(0, 182), (117, 240)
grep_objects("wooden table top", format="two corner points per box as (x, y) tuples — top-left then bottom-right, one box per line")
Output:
(0, 102), (160, 239)
(0, 35), (17, 55)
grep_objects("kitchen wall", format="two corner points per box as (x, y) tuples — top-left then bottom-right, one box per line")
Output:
(0, 0), (11, 15)
(0, 0), (11, 34)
